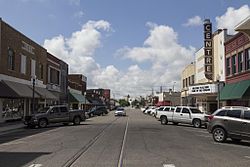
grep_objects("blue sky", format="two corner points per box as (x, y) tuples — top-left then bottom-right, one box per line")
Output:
(0, 0), (250, 97)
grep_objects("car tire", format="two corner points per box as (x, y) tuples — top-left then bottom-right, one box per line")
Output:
(160, 116), (168, 125)
(213, 127), (227, 143)
(38, 119), (48, 128)
(73, 116), (81, 125)
(193, 119), (201, 128)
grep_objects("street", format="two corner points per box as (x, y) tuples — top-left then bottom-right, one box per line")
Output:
(0, 108), (250, 167)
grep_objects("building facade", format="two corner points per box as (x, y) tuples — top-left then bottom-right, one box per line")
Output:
(0, 18), (68, 122)
(181, 62), (195, 106)
(220, 29), (250, 106)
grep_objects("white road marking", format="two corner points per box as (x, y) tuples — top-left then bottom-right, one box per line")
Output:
(28, 164), (43, 167)
(163, 164), (175, 167)
(118, 118), (129, 167)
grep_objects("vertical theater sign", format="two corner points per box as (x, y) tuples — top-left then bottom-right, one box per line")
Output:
(204, 19), (213, 80)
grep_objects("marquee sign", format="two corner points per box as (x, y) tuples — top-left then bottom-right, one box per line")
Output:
(189, 84), (217, 95)
(204, 19), (213, 80)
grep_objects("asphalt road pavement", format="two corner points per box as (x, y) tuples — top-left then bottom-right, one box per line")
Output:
(0, 108), (250, 167)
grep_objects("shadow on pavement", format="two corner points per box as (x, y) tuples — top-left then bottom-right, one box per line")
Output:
(0, 151), (51, 167)
(224, 140), (250, 147)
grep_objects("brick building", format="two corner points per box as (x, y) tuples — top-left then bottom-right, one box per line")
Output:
(220, 29), (250, 106)
(0, 18), (68, 122)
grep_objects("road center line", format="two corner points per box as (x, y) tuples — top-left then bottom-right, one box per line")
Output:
(163, 164), (175, 167)
(118, 118), (129, 167)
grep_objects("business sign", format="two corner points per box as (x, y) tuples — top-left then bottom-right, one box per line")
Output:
(204, 19), (213, 80)
(189, 84), (217, 95)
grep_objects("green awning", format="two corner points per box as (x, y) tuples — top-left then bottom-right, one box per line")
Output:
(69, 92), (91, 104)
(220, 80), (250, 100)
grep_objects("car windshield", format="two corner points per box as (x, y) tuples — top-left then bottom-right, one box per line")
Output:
(117, 108), (124, 111)
(190, 108), (202, 114)
(37, 107), (50, 113)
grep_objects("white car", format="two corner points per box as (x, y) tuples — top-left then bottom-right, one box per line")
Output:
(115, 107), (126, 116)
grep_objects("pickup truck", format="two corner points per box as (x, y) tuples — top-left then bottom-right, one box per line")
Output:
(158, 106), (208, 128)
(24, 105), (86, 128)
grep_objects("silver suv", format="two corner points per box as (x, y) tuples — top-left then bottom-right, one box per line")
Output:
(207, 106), (250, 143)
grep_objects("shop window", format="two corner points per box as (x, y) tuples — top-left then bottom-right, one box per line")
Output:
(232, 55), (236, 74)
(2, 99), (24, 120)
(7, 48), (15, 70)
(246, 48), (250, 70)
(238, 52), (244, 73)
(226, 57), (231, 76)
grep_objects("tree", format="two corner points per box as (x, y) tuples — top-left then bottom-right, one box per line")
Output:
(119, 99), (130, 107)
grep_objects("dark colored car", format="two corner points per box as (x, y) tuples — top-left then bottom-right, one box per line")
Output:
(207, 106), (250, 143)
(87, 106), (108, 117)
(23, 105), (86, 128)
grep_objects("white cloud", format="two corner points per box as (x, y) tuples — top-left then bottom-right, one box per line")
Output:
(44, 20), (195, 98)
(74, 11), (84, 18)
(183, 16), (202, 27)
(216, 5), (250, 34)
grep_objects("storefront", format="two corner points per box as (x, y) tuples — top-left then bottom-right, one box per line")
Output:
(189, 83), (218, 114)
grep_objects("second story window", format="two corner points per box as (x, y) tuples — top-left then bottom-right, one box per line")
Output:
(226, 57), (231, 76)
(232, 55), (236, 74)
(49, 67), (60, 85)
(7, 48), (15, 70)
(238, 52), (244, 73)
(246, 48), (250, 70)
(20, 54), (26, 74)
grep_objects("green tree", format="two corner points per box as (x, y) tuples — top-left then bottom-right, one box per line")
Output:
(119, 99), (130, 107)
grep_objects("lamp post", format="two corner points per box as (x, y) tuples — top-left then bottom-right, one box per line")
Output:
(31, 75), (36, 114)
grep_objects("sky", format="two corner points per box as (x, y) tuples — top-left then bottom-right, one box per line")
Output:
(0, 0), (250, 98)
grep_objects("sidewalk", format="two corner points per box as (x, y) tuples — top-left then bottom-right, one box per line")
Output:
(0, 120), (25, 134)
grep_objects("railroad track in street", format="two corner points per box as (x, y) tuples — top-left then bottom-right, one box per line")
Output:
(62, 116), (129, 167)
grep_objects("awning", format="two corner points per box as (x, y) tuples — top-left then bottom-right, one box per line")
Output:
(32, 86), (58, 100)
(3, 80), (40, 98)
(0, 81), (19, 98)
(69, 92), (91, 104)
(220, 80), (250, 100)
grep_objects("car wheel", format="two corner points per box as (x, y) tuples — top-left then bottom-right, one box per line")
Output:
(213, 127), (227, 142)
(73, 116), (81, 125)
(231, 138), (242, 142)
(193, 119), (201, 128)
(38, 119), (48, 128)
(160, 116), (168, 125)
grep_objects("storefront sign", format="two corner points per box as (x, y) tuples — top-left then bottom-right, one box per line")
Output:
(204, 19), (213, 80)
(189, 84), (217, 94)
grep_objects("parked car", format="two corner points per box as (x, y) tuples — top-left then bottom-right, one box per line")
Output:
(207, 106), (250, 143)
(87, 105), (108, 117)
(144, 106), (156, 114)
(159, 106), (208, 128)
(114, 107), (126, 116)
(155, 106), (175, 119)
(23, 105), (86, 128)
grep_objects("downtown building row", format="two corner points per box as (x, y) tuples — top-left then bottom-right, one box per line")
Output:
(181, 17), (250, 113)
(0, 18), (111, 122)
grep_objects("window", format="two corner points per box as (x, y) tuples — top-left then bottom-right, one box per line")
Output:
(175, 107), (181, 113)
(7, 48), (15, 70)
(31, 59), (36, 77)
(39, 63), (43, 79)
(20, 54), (26, 74)
(191, 75), (195, 85)
(244, 111), (250, 120)
(246, 48), (250, 70)
(232, 55), (236, 74)
(49, 68), (60, 85)
(183, 79), (185, 88)
(227, 110), (241, 118)
(216, 110), (227, 116)
(60, 107), (68, 113)
(182, 108), (190, 114)
(238, 52), (244, 72)
(51, 107), (60, 113)
(226, 57), (230, 76)
(158, 107), (164, 111)
(163, 107), (170, 111)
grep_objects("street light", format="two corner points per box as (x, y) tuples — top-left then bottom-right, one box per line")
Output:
(31, 75), (36, 115)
